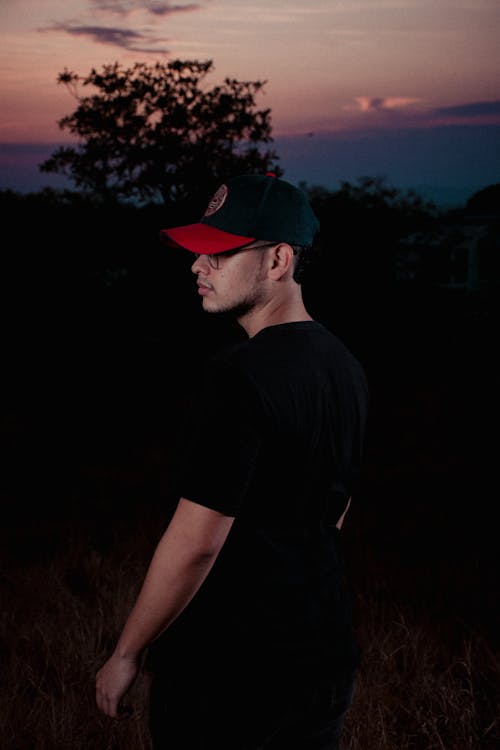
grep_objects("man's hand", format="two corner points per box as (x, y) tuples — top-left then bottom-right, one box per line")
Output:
(96, 651), (140, 718)
(336, 496), (352, 530)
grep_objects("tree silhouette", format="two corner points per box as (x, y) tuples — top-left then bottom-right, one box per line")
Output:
(465, 183), (500, 215)
(40, 60), (281, 207)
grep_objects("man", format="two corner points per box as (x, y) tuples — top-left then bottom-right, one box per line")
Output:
(96, 173), (369, 749)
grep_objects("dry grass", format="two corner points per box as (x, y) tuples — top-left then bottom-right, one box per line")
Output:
(1, 494), (498, 750)
(1, 519), (153, 750)
(344, 599), (499, 749)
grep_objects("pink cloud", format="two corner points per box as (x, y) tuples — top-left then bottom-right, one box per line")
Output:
(349, 97), (421, 113)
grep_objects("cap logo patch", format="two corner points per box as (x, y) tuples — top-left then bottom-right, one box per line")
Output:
(204, 184), (228, 217)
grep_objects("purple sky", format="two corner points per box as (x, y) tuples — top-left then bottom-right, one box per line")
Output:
(1, 1), (499, 206)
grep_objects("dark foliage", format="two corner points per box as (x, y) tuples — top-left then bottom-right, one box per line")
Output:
(1, 180), (496, 497)
(296, 177), (440, 347)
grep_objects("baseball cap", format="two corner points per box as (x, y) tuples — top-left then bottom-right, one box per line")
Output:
(159, 173), (319, 255)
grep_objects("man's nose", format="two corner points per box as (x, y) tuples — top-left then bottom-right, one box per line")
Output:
(191, 254), (210, 273)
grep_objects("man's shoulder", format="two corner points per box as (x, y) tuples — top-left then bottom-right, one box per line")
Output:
(204, 320), (367, 397)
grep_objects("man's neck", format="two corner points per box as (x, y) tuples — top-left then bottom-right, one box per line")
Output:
(238, 297), (312, 338)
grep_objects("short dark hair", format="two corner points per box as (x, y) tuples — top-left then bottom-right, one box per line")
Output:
(291, 239), (320, 284)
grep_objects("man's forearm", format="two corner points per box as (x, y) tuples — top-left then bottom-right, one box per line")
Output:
(115, 549), (212, 658)
(113, 498), (234, 659)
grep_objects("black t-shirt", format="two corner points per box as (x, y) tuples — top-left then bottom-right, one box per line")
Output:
(151, 321), (368, 669)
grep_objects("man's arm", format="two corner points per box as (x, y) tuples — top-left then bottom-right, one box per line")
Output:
(95, 497), (234, 718)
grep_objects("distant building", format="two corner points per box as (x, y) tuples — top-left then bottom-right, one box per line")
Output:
(396, 213), (500, 293)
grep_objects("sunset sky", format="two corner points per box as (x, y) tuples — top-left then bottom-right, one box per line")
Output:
(1, 0), (499, 205)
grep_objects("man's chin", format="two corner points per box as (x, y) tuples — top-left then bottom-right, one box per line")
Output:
(202, 299), (222, 314)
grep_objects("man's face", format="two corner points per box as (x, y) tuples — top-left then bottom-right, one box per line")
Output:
(190, 243), (273, 319)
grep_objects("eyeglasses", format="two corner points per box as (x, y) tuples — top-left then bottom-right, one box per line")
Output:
(193, 242), (278, 270)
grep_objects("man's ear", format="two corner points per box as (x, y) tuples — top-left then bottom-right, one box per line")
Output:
(267, 243), (294, 280)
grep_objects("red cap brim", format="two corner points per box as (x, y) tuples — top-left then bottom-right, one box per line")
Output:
(159, 223), (255, 254)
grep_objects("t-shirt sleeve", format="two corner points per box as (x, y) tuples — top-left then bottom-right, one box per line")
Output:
(175, 354), (262, 516)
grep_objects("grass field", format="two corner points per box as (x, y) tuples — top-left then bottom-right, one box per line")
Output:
(1, 480), (497, 750)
